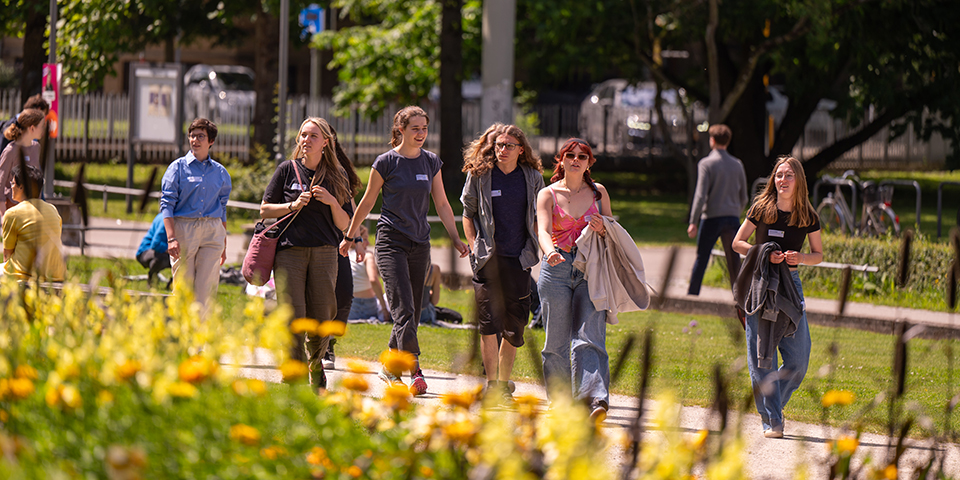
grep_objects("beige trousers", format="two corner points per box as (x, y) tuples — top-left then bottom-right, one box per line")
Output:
(171, 217), (226, 312)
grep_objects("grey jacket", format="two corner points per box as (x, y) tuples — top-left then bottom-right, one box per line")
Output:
(733, 241), (804, 369)
(460, 164), (545, 272)
(689, 149), (748, 222)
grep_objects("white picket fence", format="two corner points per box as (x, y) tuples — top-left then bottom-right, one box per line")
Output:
(0, 89), (949, 168)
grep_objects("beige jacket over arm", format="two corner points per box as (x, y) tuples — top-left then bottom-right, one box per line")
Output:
(572, 216), (653, 324)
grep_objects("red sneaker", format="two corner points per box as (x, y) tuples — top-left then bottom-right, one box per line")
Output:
(410, 369), (428, 396)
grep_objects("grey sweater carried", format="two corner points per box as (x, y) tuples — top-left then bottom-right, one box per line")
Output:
(688, 149), (748, 222)
(733, 241), (804, 369)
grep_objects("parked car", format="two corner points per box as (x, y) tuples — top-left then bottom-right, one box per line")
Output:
(184, 64), (256, 121)
(578, 79), (707, 155)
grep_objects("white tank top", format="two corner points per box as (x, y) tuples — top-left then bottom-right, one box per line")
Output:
(350, 249), (373, 292)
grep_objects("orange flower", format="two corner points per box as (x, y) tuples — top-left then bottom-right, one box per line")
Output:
(229, 424), (261, 446)
(347, 465), (363, 478)
(7, 378), (34, 400)
(834, 435), (859, 455)
(341, 375), (369, 393)
(45, 384), (82, 410)
(442, 389), (479, 409)
(232, 379), (267, 397)
(178, 356), (218, 384)
(379, 349), (416, 376)
(116, 360), (142, 382)
(14, 365), (38, 380)
(442, 420), (477, 444)
(382, 383), (412, 411)
(881, 464), (897, 480)
(280, 360), (309, 382)
(260, 446), (286, 460)
(317, 321), (347, 337)
(291, 318), (321, 335)
(420, 465), (434, 478)
(306, 447), (328, 466)
(514, 394), (541, 418)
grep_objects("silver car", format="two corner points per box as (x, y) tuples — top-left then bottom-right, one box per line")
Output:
(184, 64), (256, 122)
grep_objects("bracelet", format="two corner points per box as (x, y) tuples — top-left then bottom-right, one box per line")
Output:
(167, 237), (177, 243)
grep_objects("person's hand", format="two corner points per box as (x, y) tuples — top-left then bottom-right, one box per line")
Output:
(382, 307), (392, 323)
(311, 185), (336, 206)
(220, 249), (226, 266)
(338, 238), (352, 257)
(544, 250), (565, 267)
(453, 239), (469, 258)
(687, 223), (697, 239)
(769, 250), (785, 264)
(291, 190), (312, 210)
(167, 239), (180, 260)
(354, 242), (367, 262)
(587, 215), (606, 235)
(784, 250), (803, 266)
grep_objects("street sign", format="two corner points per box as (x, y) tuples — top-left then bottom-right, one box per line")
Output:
(299, 4), (324, 38)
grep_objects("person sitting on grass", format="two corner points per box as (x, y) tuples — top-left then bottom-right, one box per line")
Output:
(1, 165), (65, 282)
(135, 212), (171, 287)
(347, 224), (391, 323)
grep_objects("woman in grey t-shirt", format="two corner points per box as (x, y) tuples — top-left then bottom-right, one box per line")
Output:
(339, 106), (468, 396)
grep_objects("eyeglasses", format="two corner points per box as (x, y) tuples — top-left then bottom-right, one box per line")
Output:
(188, 133), (207, 141)
(495, 142), (520, 151)
(563, 152), (590, 161)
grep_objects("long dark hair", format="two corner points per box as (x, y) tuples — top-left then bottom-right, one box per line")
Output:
(462, 123), (543, 176)
(329, 125), (362, 197)
(551, 138), (600, 201)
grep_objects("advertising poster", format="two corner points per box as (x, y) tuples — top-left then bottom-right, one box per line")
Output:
(132, 66), (179, 143)
(41, 63), (60, 138)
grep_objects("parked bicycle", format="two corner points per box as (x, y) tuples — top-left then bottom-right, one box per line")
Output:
(816, 171), (901, 237)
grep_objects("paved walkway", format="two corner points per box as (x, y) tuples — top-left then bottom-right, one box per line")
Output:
(76, 216), (960, 478)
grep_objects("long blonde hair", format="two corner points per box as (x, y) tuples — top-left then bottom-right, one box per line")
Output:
(461, 123), (543, 176)
(290, 117), (351, 205)
(747, 155), (816, 227)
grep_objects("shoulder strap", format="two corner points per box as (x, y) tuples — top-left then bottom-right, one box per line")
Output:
(266, 161), (306, 237)
(548, 186), (557, 203)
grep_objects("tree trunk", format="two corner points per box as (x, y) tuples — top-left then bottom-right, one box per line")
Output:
(21, 5), (47, 103)
(253, 10), (280, 158)
(439, 0), (463, 187)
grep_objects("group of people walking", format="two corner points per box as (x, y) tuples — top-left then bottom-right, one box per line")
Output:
(0, 91), (823, 437)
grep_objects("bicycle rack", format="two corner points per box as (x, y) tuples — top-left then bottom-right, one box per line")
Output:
(937, 181), (960, 238)
(812, 177), (859, 220)
(879, 180), (921, 231)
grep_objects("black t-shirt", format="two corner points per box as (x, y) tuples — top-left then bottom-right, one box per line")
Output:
(491, 166), (528, 257)
(748, 208), (820, 252)
(262, 159), (353, 250)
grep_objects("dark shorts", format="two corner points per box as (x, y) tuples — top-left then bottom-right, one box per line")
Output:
(473, 255), (531, 347)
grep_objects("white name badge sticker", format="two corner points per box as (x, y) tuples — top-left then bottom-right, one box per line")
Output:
(491, 190), (502, 197)
(187, 176), (203, 182)
(768, 229), (785, 238)
(293, 183), (308, 191)
(416, 174), (429, 181)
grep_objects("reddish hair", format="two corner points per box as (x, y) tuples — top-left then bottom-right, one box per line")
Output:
(551, 138), (601, 200)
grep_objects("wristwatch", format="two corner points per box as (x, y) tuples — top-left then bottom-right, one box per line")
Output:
(351, 236), (363, 243)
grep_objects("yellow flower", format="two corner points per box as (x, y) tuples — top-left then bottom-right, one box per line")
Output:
(168, 381), (198, 399)
(379, 349), (416, 375)
(232, 379), (267, 397)
(116, 359), (142, 382)
(97, 390), (115, 406)
(347, 465), (363, 478)
(382, 383), (411, 411)
(821, 389), (856, 407)
(280, 359), (308, 382)
(347, 360), (369, 374)
(178, 356), (218, 384)
(317, 321), (347, 337)
(260, 445), (286, 460)
(688, 429), (709, 450)
(342, 375), (369, 393)
(514, 394), (541, 418)
(291, 318), (321, 335)
(14, 365), (38, 380)
(229, 424), (261, 446)
(881, 464), (897, 480)
(7, 377), (34, 400)
(442, 389), (479, 409)
(442, 419), (477, 444)
(420, 465), (434, 477)
(833, 435), (858, 455)
(45, 384), (82, 410)
(306, 446), (327, 465)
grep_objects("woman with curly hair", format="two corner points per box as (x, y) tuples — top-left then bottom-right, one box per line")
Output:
(260, 117), (353, 391)
(536, 138), (613, 420)
(460, 123), (544, 401)
(732, 155), (822, 438)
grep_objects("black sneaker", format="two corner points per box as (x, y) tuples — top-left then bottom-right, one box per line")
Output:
(322, 345), (336, 370)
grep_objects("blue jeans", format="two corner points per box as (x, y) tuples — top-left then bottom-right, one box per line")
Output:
(745, 270), (810, 431)
(539, 249), (609, 405)
(348, 297), (382, 321)
(688, 216), (742, 295)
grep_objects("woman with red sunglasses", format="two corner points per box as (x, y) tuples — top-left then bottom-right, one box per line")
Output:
(536, 138), (613, 421)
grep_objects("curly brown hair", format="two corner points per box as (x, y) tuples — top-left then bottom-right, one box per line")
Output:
(461, 123), (542, 176)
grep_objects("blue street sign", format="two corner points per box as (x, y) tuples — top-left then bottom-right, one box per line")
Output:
(299, 4), (324, 38)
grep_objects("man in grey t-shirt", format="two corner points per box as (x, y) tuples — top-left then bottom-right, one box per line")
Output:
(687, 124), (748, 295)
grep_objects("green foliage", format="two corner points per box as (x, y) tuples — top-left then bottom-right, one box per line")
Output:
(0, 61), (17, 90)
(315, 0), (481, 119)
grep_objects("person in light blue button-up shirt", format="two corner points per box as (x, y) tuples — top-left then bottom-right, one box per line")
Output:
(160, 118), (232, 312)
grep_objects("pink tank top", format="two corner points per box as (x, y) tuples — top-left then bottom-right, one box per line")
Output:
(550, 186), (600, 252)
